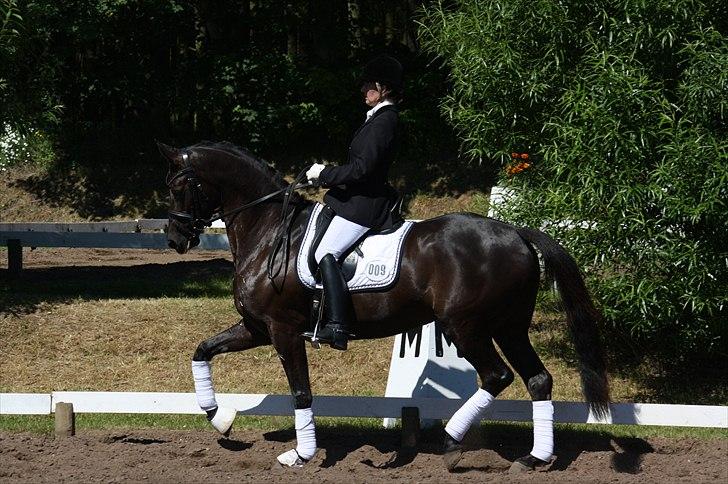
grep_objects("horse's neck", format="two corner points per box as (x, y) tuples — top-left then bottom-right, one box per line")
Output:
(224, 198), (311, 275)
(221, 189), (280, 256)
(200, 151), (303, 270)
(217, 173), (293, 258)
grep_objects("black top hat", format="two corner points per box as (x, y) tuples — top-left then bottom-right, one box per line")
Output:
(359, 55), (403, 90)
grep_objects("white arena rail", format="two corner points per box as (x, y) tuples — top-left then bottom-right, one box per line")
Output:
(0, 219), (228, 250)
(0, 219), (228, 275)
(1, 392), (726, 428)
(3, 213), (726, 430)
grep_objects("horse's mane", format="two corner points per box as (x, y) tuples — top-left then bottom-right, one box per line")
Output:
(188, 140), (287, 188)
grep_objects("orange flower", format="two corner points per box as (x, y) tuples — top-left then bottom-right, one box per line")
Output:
(506, 161), (532, 176)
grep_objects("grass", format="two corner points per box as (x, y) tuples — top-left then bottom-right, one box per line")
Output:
(0, 414), (287, 434)
(0, 286), (603, 400)
(2, 414), (726, 442)
(2, 249), (726, 403)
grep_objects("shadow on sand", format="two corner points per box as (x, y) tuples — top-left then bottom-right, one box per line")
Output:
(261, 422), (654, 474)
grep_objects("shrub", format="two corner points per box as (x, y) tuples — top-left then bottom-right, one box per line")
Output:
(419, 0), (728, 360)
(0, 124), (55, 169)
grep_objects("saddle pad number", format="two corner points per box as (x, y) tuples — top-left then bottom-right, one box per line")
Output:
(365, 260), (389, 282)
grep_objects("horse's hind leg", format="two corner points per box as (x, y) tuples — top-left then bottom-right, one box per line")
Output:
(441, 326), (515, 471)
(192, 320), (270, 435)
(494, 328), (554, 472)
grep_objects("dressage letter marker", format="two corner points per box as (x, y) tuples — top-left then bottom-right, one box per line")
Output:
(383, 322), (478, 428)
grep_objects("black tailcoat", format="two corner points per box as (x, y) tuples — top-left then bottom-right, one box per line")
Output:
(318, 104), (399, 229)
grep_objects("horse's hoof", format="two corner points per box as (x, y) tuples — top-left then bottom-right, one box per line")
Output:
(442, 434), (463, 472)
(276, 449), (310, 468)
(509, 454), (553, 473)
(210, 405), (237, 436)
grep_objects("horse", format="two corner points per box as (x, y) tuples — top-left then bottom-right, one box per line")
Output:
(158, 140), (609, 472)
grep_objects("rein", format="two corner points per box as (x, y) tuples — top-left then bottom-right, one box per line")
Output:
(167, 153), (313, 284)
(265, 168), (310, 284)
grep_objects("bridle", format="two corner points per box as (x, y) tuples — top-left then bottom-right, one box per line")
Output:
(166, 154), (214, 237)
(166, 151), (313, 282)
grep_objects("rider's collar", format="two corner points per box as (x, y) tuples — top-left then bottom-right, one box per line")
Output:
(366, 100), (394, 121)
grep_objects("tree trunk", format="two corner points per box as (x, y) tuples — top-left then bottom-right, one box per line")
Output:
(385, 10), (395, 44)
(285, 1), (299, 57)
(348, 0), (363, 55)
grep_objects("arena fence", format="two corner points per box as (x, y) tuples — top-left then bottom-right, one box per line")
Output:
(2, 217), (726, 431)
(1, 392), (726, 428)
(0, 219), (228, 276)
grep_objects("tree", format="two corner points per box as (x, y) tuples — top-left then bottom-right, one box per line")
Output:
(419, 0), (728, 360)
(1, 0), (24, 128)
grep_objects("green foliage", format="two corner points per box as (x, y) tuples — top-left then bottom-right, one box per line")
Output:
(0, 0), (24, 128)
(0, 0), (454, 176)
(0, 0), (63, 165)
(0, 125), (55, 168)
(0, 0), (21, 45)
(420, 0), (728, 360)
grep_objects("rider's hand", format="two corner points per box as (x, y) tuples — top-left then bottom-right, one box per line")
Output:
(306, 163), (326, 183)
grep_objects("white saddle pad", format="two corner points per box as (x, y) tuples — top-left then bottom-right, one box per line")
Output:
(296, 203), (415, 293)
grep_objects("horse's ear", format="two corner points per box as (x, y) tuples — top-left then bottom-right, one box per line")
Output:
(156, 141), (183, 167)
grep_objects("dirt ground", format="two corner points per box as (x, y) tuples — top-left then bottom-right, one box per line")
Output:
(5, 246), (233, 269)
(1, 428), (726, 483)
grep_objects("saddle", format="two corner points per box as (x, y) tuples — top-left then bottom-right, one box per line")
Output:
(300, 201), (410, 347)
(296, 202), (413, 294)
(306, 199), (405, 283)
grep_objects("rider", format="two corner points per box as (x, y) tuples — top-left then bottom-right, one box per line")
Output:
(302, 54), (403, 351)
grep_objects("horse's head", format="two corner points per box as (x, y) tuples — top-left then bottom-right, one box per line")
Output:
(158, 142), (221, 254)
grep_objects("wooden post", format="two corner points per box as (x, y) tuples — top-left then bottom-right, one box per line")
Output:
(400, 406), (419, 450)
(54, 402), (75, 437)
(7, 239), (22, 277)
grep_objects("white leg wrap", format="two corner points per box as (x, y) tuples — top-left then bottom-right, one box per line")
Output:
(294, 408), (317, 460)
(191, 360), (217, 411)
(210, 405), (237, 435)
(531, 400), (554, 461)
(445, 388), (495, 442)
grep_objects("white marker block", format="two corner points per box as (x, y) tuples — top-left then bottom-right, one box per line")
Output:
(383, 322), (478, 427)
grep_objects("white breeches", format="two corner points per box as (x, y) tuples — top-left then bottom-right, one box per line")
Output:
(314, 215), (370, 263)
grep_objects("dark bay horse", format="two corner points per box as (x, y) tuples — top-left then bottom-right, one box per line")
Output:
(159, 141), (609, 471)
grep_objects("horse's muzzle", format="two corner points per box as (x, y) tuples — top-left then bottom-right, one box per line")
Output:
(168, 238), (187, 254)
(168, 234), (199, 254)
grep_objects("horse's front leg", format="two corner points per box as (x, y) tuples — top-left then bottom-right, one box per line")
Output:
(191, 320), (270, 435)
(270, 327), (316, 468)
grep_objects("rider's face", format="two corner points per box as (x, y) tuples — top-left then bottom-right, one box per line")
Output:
(361, 81), (381, 107)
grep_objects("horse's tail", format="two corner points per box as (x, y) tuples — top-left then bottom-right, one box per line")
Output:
(516, 226), (610, 418)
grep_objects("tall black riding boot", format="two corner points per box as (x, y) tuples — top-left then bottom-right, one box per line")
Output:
(302, 254), (354, 351)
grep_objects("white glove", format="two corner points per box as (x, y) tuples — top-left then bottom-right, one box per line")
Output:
(306, 163), (326, 183)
